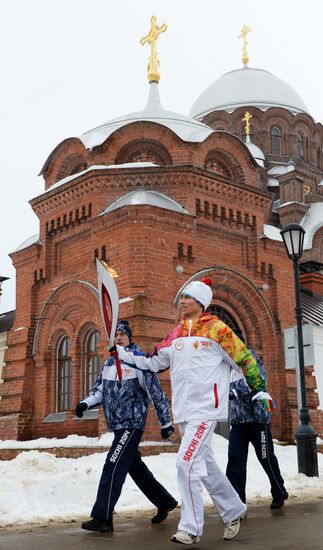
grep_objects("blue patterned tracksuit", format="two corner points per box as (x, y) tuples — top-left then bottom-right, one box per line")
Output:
(82, 342), (175, 521)
(226, 351), (287, 503)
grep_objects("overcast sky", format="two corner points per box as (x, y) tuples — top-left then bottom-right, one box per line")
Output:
(0, 0), (322, 314)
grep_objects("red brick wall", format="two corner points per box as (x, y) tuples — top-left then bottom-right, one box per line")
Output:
(1, 120), (323, 442)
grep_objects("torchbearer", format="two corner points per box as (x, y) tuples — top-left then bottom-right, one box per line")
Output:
(114, 278), (275, 544)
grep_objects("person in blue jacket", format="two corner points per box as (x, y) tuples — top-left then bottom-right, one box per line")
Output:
(76, 320), (177, 533)
(226, 348), (288, 510)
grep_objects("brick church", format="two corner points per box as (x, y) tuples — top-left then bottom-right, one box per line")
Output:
(1, 21), (323, 443)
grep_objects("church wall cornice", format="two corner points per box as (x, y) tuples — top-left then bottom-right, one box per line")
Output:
(30, 166), (272, 219)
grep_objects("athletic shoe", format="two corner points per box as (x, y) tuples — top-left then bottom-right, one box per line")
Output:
(223, 506), (247, 540)
(270, 491), (289, 509)
(151, 498), (178, 524)
(81, 517), (113, 532)
(171, 530), (200, 544)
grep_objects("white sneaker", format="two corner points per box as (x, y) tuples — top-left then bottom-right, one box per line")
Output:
(223, 506), (247, 540)
(171, 530), (200, 544)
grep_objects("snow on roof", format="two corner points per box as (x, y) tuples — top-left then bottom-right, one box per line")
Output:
(190, 67), (309, 119)
(13, 234), (42, 253)
(80, 82), (213, 150)
(260, 224), (283, 241)
(101, 189), (188, 216)
(267, 177), (279, 187)
(268, 163), (295, 176)
(35, 163), (159, 197)
(301, 202), (323, 249)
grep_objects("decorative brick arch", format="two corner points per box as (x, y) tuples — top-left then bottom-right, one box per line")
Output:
(32, 280), (103, 414)
(55, 153), (88, 181)
(204, 149), (235, 178)
(115, 138), (172, 166)
(174, 266), (279, 356)
(40, 138), (89, 188)
(33, 280), (101, 362)
(203, 147), (245, 182)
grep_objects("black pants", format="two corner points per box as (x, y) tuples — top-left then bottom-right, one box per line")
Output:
(226, 423), (287, 503)
(91, 428), (175, 521)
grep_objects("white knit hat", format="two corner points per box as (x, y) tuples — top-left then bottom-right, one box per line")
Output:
(181, 278), (213, 311)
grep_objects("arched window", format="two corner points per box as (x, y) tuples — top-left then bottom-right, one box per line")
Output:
(208, 305), (244, 341)
(242, 125), (254, 143)
(271, 127), (282, 156)
(297, 131), (305, 159)
(57, 336), (72, 411)
(84, 330), (101, 394)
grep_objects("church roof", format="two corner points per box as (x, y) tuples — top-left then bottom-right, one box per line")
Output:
(80, 82), (213, 150)
(101, 190), (188, 215)
(301, 291), (323, 327)
(244, 135), (265, 167)
(190, 67), (309, 119)
(0, 310), (15, 334)
(13, 234), (42, 253)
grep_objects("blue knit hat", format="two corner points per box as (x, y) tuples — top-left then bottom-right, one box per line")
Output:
(116, 320), (132, 341)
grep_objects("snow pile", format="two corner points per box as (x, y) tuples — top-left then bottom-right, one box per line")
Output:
(0, 433), (174, 450)
(0, 434), (322, 527)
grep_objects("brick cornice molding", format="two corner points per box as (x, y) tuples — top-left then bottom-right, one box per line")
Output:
(30, 166), (272, 217)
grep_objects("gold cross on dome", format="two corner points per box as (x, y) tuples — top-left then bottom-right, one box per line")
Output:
(242, 111), (252, 136)
(238, 24), (251, 66)
(140, 16), (167, 83)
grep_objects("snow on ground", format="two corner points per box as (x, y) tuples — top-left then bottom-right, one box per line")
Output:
(0, 433), (174, 449)
(0, 434), (322, 527)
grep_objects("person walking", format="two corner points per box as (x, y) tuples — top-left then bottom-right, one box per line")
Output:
(226, 350), (288, 509)
(76, 320), (177, 533)
(113, 279), (275, 544)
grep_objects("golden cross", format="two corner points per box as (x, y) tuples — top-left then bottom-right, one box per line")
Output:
(242, 111), (252, 136)
(238, 24), (251, 66)
(140, 16), (167, 83)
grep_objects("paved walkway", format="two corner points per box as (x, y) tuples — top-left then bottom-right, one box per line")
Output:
(1, 500), (323, 550)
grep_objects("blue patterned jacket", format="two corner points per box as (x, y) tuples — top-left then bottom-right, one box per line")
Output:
(82, 342), (171, 431)
(230, 351), (271, 425)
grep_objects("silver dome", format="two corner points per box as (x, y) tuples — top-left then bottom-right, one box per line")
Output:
(81, 83), (213, 150)
(190, 67), (309, 119)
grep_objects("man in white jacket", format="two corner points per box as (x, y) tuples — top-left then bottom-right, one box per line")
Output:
(113, 278), (275, 544)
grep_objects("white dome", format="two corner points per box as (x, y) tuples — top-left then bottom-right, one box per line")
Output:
(190, 67), (309, 119)
(81, 83), (213, 149)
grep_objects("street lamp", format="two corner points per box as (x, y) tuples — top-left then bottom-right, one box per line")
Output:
(280, 223), (319, 477)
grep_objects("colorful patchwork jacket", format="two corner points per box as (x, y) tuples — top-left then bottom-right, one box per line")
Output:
(230, 350), (271, 424)
(81, 342), (171, 431)
(116, 314), (266, 424)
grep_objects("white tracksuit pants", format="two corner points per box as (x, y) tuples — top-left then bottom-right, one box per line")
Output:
(177, 419), (246, 537)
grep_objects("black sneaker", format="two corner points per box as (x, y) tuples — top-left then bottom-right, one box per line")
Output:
(270, 492), (289, 510)
(151, 499), (178, 524)
(81, 518), (114, 532)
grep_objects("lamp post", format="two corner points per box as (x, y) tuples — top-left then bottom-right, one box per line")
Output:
(280, 224), (319, 477)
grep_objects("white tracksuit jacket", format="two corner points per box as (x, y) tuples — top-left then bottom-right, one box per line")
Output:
(116, 314), (265, 424)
